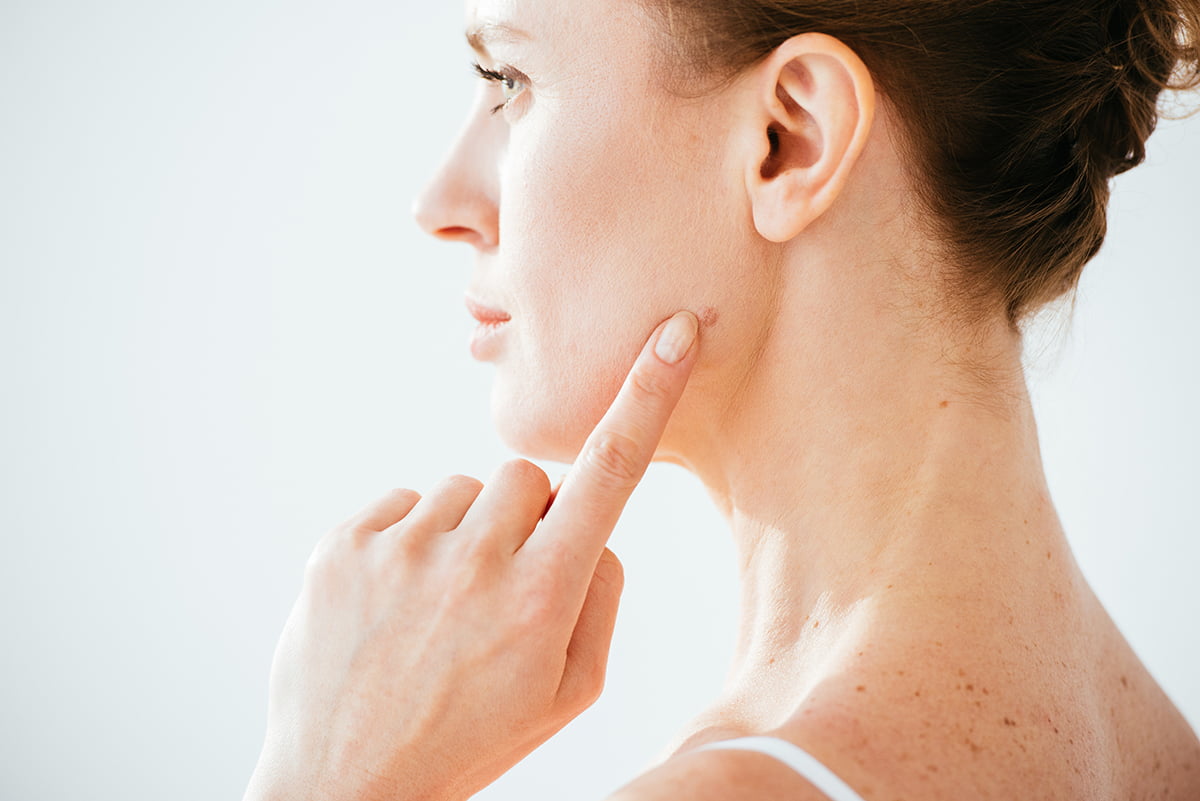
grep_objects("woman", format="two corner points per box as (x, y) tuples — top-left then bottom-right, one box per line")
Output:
(244, 0), (1200, 799)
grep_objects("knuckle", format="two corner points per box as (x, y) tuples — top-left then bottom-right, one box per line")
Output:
(387, 529), (429, 561)
(439, 474), (483, 493)
(563, 668), (607, 714)
(629, 363), (670, 401)
(340, 488), (421, 531)
(515, 565), (564, 629)
(303, 548), (325, 580)
(584, 669), (607, 707)
(303, 532), (343, 582)
(516, 591), (557, 631)
(584, 431), (644, 489)
(459, 529), (501, 564)
(501, 458), (550, 493)
(447, 539), (500, 592)
(443, 522), (503, 567)
(595, 555), (625, 592)
(424, 474), (483, 508)
(389, 487), (422, 506)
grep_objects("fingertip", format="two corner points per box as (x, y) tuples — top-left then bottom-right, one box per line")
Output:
(501, 457), (551, 492)
(653, 310), (699, 366)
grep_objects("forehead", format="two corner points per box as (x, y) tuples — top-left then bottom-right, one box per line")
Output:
(466, 0), (562, 36)
(465, 0), (651, 57)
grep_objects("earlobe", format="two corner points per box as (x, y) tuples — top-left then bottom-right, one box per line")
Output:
(745, 34), (876, 243)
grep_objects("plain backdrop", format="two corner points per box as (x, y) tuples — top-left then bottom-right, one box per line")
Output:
(1, 2), (1197, 799)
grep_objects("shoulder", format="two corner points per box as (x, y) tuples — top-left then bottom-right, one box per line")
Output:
(600, 607), (1195, 801)
(598, 695), (1017, 801)
(599, 652), (1085, 801)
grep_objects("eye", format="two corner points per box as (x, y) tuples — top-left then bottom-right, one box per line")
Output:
(471, 61), (528, 115)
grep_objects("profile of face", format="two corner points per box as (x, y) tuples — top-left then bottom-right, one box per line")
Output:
(414, 0), (783, 465)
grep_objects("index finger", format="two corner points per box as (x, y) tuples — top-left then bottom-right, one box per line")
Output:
(526, 310), (700, 574)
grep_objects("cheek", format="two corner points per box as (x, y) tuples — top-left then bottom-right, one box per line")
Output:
(488, 103), (767, 462)
(490, 115), (672, 459)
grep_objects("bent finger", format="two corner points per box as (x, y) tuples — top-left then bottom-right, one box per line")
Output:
(457, 458), (552, 553)
(399, 474), (485, 533)
(341, 487), (423, 533)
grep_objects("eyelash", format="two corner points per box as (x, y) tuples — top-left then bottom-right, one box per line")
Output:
(470, 60), (528, 115)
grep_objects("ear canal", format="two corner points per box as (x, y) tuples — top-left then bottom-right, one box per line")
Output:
(761, 126), (782, 179)
(762, 123), (819, 180)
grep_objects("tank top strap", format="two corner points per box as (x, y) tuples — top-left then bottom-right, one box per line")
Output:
(693, 735), (868, 801)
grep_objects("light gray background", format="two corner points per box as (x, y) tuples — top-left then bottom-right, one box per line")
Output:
(1, 2), (1196, 800)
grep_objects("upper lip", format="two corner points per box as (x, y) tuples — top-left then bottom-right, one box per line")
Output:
(464, 294), (511, 324)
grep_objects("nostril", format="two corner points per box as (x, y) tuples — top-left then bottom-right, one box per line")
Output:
(410, 171), (499, 248)
(434, 226), (480, 242)
(429, 226), (495, 251)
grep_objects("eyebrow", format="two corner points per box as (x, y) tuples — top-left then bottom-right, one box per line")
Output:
(465, 22), (530, 57)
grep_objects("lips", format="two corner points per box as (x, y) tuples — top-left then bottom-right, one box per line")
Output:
(464, 294), (511, 325)
(465, 294), (511, 362)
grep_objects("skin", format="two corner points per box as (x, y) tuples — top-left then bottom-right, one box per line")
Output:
(245, 311), (702, 801)
(246, 0), (1200, 798)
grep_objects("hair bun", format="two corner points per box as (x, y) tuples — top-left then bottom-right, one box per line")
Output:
(1073, 0), (1200, 179)
(636, 0), (1200, 324)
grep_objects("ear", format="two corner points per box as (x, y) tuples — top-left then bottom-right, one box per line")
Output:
(743, 33), (876, 243)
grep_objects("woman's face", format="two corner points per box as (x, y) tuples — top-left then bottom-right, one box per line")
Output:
(414, 0), (780, 464)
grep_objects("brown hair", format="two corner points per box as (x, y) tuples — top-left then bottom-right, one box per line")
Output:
(635, 0), (1200, 328)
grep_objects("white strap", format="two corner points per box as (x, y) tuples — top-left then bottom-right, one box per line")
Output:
(694, 736), (868, 801)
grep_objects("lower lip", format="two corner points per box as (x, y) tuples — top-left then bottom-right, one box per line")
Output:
(469, 319), (510, 360)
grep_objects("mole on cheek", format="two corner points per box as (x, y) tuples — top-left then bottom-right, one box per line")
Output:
(698, 305), (719, 328)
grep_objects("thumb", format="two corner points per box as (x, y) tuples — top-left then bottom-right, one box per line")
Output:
(555, 547), (625, 714)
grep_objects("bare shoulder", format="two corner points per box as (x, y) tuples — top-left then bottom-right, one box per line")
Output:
(600, 581), (1200, 801)
(600, 630), (1200, 801)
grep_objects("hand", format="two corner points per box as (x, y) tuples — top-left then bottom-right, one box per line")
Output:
(244, 310), (701, 801)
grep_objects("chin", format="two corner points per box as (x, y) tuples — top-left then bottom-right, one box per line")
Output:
(489, 374), (599, 465)
(488, 359), (702, 473)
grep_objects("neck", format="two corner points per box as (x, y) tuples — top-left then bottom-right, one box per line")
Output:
(662, 250), (1070, 722)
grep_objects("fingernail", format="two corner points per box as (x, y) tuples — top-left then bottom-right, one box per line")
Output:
(654, 311), (698, 365)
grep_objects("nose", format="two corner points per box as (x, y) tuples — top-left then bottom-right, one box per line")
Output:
(412, 109), (501, 251)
